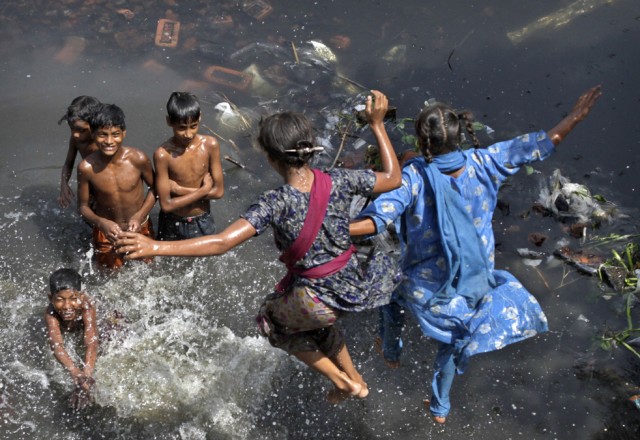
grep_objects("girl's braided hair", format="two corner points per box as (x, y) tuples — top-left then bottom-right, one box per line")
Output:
(414, 103), (480, 162)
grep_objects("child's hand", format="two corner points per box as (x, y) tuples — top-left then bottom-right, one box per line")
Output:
(117, 231), (157, 259)
(202, 173), (213, 190)
(365, 90), (389, 125)
(569, 85), (602, 122)
(59, 184), (74, 208)
(127, 217), (142, 233)
(99, 219), (123, 243)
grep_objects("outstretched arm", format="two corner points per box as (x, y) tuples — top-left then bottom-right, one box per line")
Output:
(367, 91), (401, 193)
(45, 311), (84, 383)
(81, 298), (99, 385)
(350, 217), (377, 236)
(117, 218), (256, 259)
(547, 85), (602, 145)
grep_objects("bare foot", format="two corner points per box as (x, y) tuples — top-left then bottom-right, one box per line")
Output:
(423, 399), (446, 424)
(374, 337), (400, 369)
(326, 373), (363, 404)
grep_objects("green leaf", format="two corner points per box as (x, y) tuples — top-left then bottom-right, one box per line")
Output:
(524, 164), (535, 175)
(593, 194), (607, 203)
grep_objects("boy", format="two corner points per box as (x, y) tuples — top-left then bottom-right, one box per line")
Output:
(57, 96), (101, 208)
(45, 268), (98, 411)
(154, 92), (224, 240)
(77, 103), (156, 268)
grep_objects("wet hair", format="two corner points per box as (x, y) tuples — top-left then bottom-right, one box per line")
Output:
(257, 112), (320, 168)
(414, 103), (480, 162)
(58, 95), (101, 126)
(49, 268), (82, 295)
(166, 91), (201, 124)
(88, 103), (126, 133)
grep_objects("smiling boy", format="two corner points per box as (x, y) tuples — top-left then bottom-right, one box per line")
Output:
(44, 268), (98, 411)
(154, 92), (224, 240)
(77, 103), (156, 268)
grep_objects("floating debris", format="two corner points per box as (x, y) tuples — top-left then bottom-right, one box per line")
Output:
(517, 248), (546, 259)
(553, 246), (602, 275)
(155, 19), (180, 48)
(204, 65), (254, 91)
(537, 169), (617, 226)
(507, 0), (616, 44)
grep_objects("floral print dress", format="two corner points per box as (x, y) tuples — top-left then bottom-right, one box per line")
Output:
(363, 131), (554, 370)
(242, 167), (401, 312)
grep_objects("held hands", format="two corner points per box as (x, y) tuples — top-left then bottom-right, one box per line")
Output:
(365, 90), (389, 126)
(100, 219), (123, 243)
(116, 231), (156, 259)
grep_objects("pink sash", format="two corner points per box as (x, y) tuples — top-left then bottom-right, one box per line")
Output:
(275, 169), (355, 293)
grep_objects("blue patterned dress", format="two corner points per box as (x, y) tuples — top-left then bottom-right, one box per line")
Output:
(360, 131), (553, 417)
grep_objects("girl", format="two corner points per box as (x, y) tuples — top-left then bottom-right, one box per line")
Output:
(350, 86), (602, 422)
(117, 90), (402, 402)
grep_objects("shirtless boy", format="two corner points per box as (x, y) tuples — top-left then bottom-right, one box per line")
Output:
(45, 268), (98, 411)
(77, 103), (156, 268)
(154, 92), (224, 240)
(58, 96), (101, 208)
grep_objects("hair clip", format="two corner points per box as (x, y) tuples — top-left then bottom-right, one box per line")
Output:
(284, 146), (325, 155)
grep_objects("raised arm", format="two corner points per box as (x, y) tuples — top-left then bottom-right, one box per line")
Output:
(117, 217), (257, 259)
(547, 85), (602, 145)
(367, 90), (401, 193)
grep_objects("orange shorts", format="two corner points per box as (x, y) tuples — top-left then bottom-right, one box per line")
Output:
(92, 219), (154, 269)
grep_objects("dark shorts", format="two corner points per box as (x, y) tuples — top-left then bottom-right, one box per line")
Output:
(157, 211), (216, 240)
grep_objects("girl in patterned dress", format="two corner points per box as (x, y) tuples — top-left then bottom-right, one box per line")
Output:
(117, 90), (402, 403)
(350, 86), (602, 422)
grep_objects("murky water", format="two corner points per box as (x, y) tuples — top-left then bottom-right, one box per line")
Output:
(1, 1), (639, 439)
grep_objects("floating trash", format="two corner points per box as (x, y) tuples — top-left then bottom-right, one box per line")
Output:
(155, 19), (180, 48)
(537, 169), (617, 226)
(204, 65), (254, 91)
(553, 246), (602, 276)
(507, 0), (616, 44)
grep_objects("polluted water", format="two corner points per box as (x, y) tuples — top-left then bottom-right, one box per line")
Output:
(1, 0), (640, 439)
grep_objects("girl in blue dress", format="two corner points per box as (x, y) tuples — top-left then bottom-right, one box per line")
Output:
(350, 86), (602, 423)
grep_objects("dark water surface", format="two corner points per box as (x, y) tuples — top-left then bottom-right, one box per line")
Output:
(1, 1), (639, 439)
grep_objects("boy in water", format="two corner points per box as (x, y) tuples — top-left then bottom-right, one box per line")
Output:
(44, 268), (98, 411)
(57, 96), (101, 208)
(154, 92), (224, 240)
(77, 103), (156, 268)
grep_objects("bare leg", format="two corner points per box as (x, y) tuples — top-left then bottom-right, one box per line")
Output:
(293, 350), (362, 403)
(330, 343), (369, 398)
